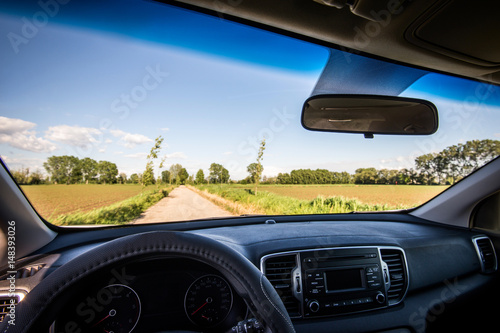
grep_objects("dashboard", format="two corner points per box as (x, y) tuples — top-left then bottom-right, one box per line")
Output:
(1, 217), (499, 333)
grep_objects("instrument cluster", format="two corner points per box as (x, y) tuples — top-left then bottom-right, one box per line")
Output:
(52, 258), (248, 332)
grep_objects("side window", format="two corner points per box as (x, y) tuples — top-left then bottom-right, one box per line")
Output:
(472, 192), (500, 231)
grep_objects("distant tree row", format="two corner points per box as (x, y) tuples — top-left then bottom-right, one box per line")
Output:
(269, 139), (499, 185)
(43, 156), (119, 184)
(10, 168), (45, 185)
(11, 139), (499, 186)
(160, 163), (189, 185)
(274, 169), (352, 185)
(414, 139), (499, 185)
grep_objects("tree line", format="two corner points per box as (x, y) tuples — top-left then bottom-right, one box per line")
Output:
(10, 139), (499, 186)
(41, 156), (119, 185)
(271, 139), (499, 185)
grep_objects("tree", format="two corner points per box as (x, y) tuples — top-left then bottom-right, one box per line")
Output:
(414, 139), (500, 185)
(11, 168), (30, 185)
(129, 173), (140, 184)
(97, 161), (118, 184)
(161, 170), (171, 184)
(354, 168), (378, 184)
(209, 163), (229, 184)
(80, 157), (98, 184)
(415, 153), (447, 185)
(117, 172), (127, 184)
(253, 139), (266, 194)
(11, 168), (45, 185)
(142, 163), (155, 186)
(168, 164), (183, 184)
(43, 155), (80, 184)
(143, 136), (164, 186)
(246, 163), (259, 183)
(178, 168), (189, 184)
(195, 169), (205, 184)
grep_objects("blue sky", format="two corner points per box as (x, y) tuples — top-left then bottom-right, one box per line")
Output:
(1, 0), (499, 180)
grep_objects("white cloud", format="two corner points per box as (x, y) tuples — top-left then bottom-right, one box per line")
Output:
(110, 129), (153, 149)
(45, 125), (102, 149)
(1, 155), (46, 173)
(0, 116), (57, 153)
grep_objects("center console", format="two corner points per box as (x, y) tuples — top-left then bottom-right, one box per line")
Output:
(261, 246), (408, 319)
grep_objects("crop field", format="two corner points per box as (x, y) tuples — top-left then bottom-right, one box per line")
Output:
(196, 184), (449, 216)
(244, 184), (449, 208)
(21, 184), (166, 224)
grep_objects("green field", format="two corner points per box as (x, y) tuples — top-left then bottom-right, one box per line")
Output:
(195, 184), (449, 215)
(20, 183), (448, 225)
(239, 184), (448, 207)
(21, 184), (173, 225)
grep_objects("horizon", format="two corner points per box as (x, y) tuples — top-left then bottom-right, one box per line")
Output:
(2, 0), (500, 181)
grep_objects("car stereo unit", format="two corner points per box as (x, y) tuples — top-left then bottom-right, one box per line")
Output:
(262, 246), (408, 318)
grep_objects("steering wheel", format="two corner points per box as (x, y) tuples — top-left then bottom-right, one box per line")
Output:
(1, 231), (295, 333)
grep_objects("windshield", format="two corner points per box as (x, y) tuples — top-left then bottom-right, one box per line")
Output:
(1, 0), (500, 226)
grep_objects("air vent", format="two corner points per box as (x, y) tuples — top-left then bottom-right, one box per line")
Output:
(473, 236), (497, 274)
(380, 248), (408, 305)
(262, 254), (301, 317)
(0, 294), (21, 323)
(0, 264), (45, 281)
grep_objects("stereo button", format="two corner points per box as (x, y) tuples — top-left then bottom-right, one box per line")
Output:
(375, 293), (386, 304)
(308, 300), (320, 313)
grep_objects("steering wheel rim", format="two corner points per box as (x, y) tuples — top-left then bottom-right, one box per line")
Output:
(1, 231), (295, 333)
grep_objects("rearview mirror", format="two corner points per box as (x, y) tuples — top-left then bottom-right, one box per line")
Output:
(301, 95), (438, 138)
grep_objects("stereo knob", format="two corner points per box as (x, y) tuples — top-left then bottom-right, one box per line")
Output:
(308, 300), (320, 313)
(375, 292), (386, 304)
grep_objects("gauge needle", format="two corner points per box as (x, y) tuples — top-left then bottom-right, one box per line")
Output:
(191, 301), (208, 316)
(92, 314), (110, 328)
(92, 309), (117, 327)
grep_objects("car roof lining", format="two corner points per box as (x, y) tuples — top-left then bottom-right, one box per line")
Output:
(159, 0), (500, 85)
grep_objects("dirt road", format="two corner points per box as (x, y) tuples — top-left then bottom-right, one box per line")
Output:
(133, 185), (234, 223)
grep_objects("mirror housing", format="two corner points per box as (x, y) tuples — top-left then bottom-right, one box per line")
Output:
(301, 95), (438, 138)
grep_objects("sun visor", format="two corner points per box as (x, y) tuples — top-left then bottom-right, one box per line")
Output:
(312, 49), (429, 97)
(406, 0), (500, 67)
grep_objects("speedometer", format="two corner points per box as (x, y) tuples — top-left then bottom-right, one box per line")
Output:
(55, 284), (141, 333)
(184, 275), (233, 328)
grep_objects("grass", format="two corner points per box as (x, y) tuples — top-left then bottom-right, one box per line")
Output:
(21, 184), (174, 225)
(195, 184), (420, 215)
(235, 184), (449, 207)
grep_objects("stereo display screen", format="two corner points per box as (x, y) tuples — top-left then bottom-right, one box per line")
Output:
(325, 268), (364, 292)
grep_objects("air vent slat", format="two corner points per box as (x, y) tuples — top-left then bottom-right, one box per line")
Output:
(381, 248), (408, 305)
(0, 295), (20, 323)
(262, 254), (301, 318)
(0, 264), (45, 281)
(473, 237), (497, 274)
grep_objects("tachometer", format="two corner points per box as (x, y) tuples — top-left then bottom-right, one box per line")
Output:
(56, 284), (141, 333)
(184, 275), (233, 328)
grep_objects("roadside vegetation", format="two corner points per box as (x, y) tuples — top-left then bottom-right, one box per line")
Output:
(195, 184), (405, 215)
(22, 184), (175, 225)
